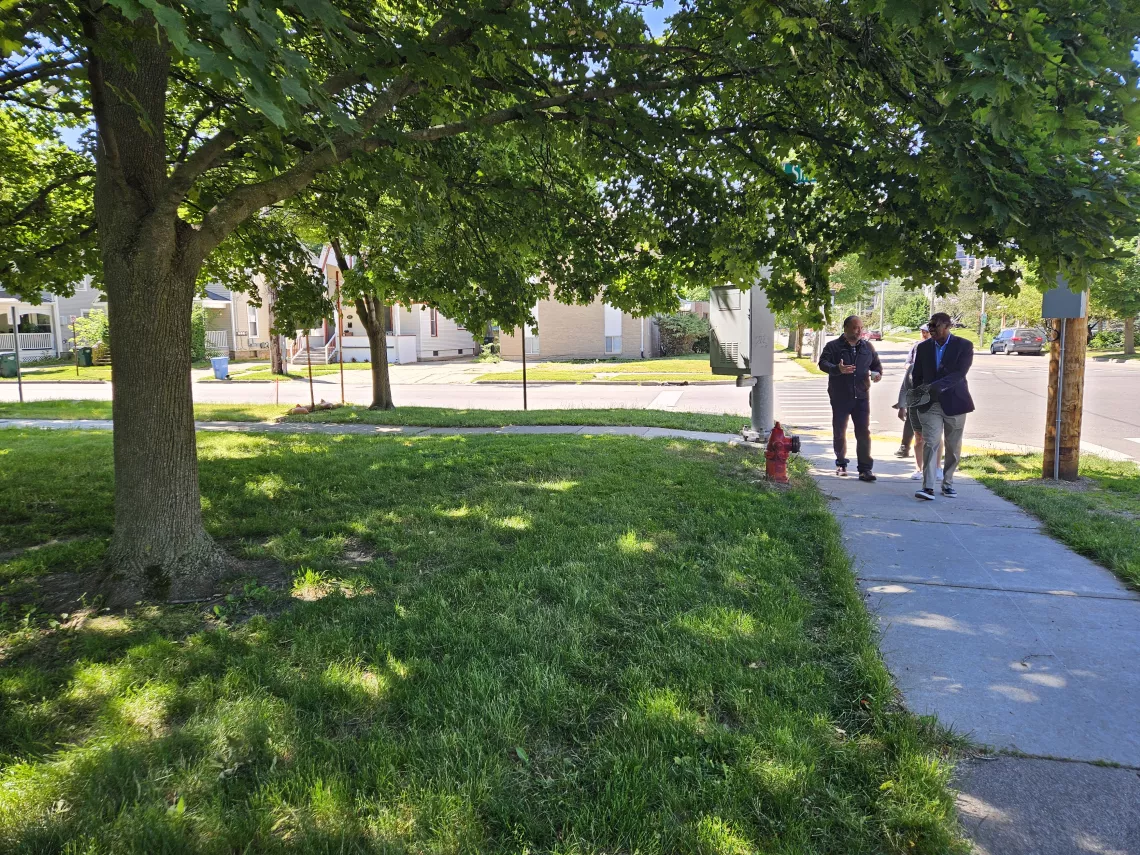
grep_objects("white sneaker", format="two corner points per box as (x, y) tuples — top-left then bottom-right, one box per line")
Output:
(937, 468), (944, 481)
(910, 470), (924, 480)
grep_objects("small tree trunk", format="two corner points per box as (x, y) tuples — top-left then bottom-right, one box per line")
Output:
(1124, 317), (1135, 355)
(786, 324), (796, 350)
(795, 325), (805, 358)
(270, 335), (286, 375)
(360, 297), (394, 410)
(102, 254), (229, 601)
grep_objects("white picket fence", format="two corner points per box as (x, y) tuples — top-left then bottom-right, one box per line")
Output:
(205, 330), (230, 354)
(0, 332), (55, 358)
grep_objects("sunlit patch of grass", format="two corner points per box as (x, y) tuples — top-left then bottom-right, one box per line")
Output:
(0, 429), (966, 853)
(617, 530), (656, 554)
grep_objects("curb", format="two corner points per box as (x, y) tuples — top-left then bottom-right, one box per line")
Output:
(472, 379), (737, 387)
(0, 379), (107, 385)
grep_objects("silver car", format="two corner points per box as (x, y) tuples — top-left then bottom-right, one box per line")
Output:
(990, 328), (1045, 355)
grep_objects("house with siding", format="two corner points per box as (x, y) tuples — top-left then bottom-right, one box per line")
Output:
(289, 247), (481, 366)
(498, 292), (651, 361)
(1, 277), (271, 362)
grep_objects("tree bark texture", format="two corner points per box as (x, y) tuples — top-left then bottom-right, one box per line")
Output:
(1125, 316), (1135, 355)
(1042, 316), (1088, 482)
(794, 325), (805, 358)
(88, 14), (227, 601)
(786, 324), (796, 350)
(359, 296), (395, 410)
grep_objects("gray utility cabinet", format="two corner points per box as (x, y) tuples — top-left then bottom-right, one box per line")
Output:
(709, 285), (775, 377)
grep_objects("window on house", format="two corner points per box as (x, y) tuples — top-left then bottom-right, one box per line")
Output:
(456, 322), (466, 330)
(605, 335), (622, 355)
(247, 304), (259, 338)
(430, 308), (439, 337)
(18, 313), (51, 333)
(384, 306), (394, 333)
(525, 336), (540, 355)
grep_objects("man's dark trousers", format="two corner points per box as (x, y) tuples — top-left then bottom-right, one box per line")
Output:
(832, 397), (872, 473)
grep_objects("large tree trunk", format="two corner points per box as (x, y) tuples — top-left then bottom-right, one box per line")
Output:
(794, 325), (805, 358)
(267, 284), (286, 375)
(359, 297), (394, 410)
(1124, 316), (1135, 355)
(88, 11), (227, 602)
(786, 324), (796, 350)
(102, 256), (227, 600)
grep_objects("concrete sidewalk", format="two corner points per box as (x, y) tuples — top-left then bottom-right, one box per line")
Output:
(800, 436), (1140, 855)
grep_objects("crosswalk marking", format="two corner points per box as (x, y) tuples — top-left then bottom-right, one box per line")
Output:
(648, 390), (684, 409)
(1126, 438), (1140, 445)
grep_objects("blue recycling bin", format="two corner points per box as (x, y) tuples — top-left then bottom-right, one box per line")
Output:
(210, 356), (230, 380)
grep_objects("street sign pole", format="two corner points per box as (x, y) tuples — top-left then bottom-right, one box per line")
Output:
(1041, 274), (1089, 481)
(10, 307), (24, 403)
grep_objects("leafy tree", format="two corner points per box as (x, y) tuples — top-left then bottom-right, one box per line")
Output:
(893, 295), (931, 330)
(72, 309), (109, 349)
(1090, 239), (1140, 354)
(189, 304), (207, 362)
(4, 0), (1140, 599)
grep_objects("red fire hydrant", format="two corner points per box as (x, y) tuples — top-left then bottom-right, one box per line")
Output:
(765, 421), (801, 483)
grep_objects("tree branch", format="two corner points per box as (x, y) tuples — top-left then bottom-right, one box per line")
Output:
(0, 57), (83, 93)
(0, 171), (95, 227)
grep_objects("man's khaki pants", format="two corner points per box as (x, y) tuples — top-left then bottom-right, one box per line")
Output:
(918, 402), (967, 492)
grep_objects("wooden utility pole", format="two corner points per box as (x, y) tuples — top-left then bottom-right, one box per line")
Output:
(1042, 314), (1088, 481)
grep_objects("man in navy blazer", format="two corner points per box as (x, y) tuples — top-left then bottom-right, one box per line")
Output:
(910, 312), (975, 500)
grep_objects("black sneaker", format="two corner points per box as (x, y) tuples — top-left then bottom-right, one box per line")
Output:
(894, 445), (910, 458)
(915, 488), (935, 501)
(836, 466), (848, 477)
(941, 485), (957, 498)
(858, 471), (877, 483)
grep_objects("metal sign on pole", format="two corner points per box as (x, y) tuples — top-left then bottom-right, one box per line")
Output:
(520, 326), (528, 411)
(334, 268), (345, 406)
(70, 315), (79, 376)
(10, 307), (24, 403)
(1041, 274), (1089, 481)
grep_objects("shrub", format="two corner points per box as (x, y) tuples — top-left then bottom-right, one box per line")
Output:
(891, 295), (930, 329)
(1089, 329), (1123, 349)
(658, 312), (710, 356)
(72, 309), (110, 349)
(190, 304), (208, 362)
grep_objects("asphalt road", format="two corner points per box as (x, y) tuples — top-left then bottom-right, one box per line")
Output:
(3, 341), (1138, 459)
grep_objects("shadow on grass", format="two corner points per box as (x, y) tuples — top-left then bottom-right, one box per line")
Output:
(2, 431), (965, 853)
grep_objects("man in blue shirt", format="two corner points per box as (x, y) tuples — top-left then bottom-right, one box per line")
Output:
(818, 315), (883, 481)
(910, 312), (976, 500)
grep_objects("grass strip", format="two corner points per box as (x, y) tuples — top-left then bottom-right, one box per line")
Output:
(0, 427), (963, 853)
(960, 452), (1140, 589)
(0, 401), (749, 434)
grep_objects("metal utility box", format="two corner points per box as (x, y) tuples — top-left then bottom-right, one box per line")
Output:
(1041, 274), (1088, 320)
(710, 287), (749, 375)
(709, 285), (775, 376)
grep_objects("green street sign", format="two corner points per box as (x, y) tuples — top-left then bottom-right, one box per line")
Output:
(783, 162), (815, 184)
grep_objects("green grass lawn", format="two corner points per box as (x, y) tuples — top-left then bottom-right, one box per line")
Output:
(0, 428), (963, 853)
(0, 364), (113, 382)
(1089, 350), (1140, 362)
(960, 452), (1140, 589)
(478, 355), (721, 384)
(0, 401), (749, 434)
(222, 363), (374, 381)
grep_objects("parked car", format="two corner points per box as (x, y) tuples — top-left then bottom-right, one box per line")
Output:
(990, 327), (1045, 355)
(867, 329), (883, 341)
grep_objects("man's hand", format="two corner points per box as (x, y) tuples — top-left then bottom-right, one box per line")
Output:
(870, 371), (882, 383)
(838, 358), (856, 375)
(898, 407), (908, 422)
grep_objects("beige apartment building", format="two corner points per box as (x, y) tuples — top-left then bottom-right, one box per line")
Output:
(499, 294), (651, 361)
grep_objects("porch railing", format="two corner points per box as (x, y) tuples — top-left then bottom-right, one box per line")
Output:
(0, 332), (55, 353)
(205, 330), (229, 354)
(323, 332), (338, 363)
